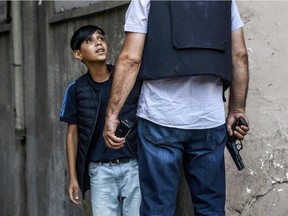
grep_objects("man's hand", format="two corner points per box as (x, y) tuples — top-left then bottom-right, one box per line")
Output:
(103, 115), (125, 149)
(226, 112), (249, 140)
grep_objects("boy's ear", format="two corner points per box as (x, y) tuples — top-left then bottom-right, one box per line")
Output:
(73, 50), (82, 61)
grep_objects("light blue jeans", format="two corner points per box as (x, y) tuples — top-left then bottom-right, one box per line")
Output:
(89, 159), (141, 216)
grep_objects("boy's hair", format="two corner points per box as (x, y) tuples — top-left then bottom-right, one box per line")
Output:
(70, 25), (105, 51)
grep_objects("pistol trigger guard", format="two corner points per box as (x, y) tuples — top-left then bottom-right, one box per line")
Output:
(236, 140), (243, 151)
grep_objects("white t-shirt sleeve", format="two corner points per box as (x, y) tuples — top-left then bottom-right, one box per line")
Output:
(124, 0), (150, 33)
(231, 0), (244, 31)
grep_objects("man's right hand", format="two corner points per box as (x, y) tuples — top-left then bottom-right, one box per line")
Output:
(103, 115), (125, 149)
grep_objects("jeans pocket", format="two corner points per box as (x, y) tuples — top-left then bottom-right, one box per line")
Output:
(143, 119), (175, 145)
(129, 159), (138, 167)
(88, 162), (100, 178)
(207, 124), (227, 149)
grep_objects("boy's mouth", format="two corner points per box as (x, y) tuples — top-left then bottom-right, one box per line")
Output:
(96, 48), (105, 54)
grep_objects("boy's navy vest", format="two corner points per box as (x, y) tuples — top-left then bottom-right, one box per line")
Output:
(74, 65), (141, 196)
(138, 1), (232, 90)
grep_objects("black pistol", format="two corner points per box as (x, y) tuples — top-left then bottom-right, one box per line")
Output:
(226, 117), (248, 171)
(115, 120), (133, 138)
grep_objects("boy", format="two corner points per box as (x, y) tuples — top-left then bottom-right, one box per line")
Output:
(59, 25), (141, 216)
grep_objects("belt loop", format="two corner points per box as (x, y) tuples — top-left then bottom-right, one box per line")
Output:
(110, 159), (120, 165)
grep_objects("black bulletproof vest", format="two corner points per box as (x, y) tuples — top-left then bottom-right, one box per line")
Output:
(138, 1), (232, 90)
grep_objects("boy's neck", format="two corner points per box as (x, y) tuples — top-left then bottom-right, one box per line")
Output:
(87, 62), (110, 83)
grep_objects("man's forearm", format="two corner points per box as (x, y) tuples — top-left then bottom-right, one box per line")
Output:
(229, 28), (249, 113)
(106, 56), (140, 119)
(106, 33), (145, 119)
(229, 57), (249, 112)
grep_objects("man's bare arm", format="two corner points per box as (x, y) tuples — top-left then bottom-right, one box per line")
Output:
(104, 32), (146, 148)
(227, 28), (250, 139)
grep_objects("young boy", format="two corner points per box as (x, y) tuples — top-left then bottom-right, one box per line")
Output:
(59, 25), (141, 216)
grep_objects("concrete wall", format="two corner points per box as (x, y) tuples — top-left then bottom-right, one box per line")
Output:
(0, 1), (287, 216)
(225, 1), (288, 215)
(0, 22), (26, 216)
(22, 2), (130, 216)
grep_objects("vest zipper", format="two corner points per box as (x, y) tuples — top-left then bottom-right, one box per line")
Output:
(81, 94), (101, 193)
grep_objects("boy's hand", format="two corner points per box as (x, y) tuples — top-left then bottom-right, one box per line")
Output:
(226, 112), (250, 140)
(103, 115), (125, 149)
(68, 179), (81, 205)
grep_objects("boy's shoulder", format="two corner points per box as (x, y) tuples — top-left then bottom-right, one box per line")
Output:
(64, 80), (76, 94)
(76, 72), (90, 83)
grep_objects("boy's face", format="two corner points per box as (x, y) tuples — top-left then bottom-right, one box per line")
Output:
(75, 31), (108, 63)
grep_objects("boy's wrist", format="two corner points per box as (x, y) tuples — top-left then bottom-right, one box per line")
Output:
(69, 173), (78, 182)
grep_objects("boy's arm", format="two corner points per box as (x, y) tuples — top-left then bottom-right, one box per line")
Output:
(66, 123), (81, 205)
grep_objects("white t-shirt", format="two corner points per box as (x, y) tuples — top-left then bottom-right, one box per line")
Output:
(125, 0), (244, 129)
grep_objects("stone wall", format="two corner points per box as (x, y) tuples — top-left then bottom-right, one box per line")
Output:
(0, 1), (287, 216)
(226, 1), (288, 215)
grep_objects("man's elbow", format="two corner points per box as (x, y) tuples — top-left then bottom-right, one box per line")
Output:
(233, 48), (249, 66)
(118, 53), (142, 69)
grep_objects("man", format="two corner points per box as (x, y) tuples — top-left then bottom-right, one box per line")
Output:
(104, 0), (249, 215)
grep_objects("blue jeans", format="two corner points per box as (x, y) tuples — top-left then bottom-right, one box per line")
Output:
(89, 159), (141, 216)
(138, 118), (227, 216)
